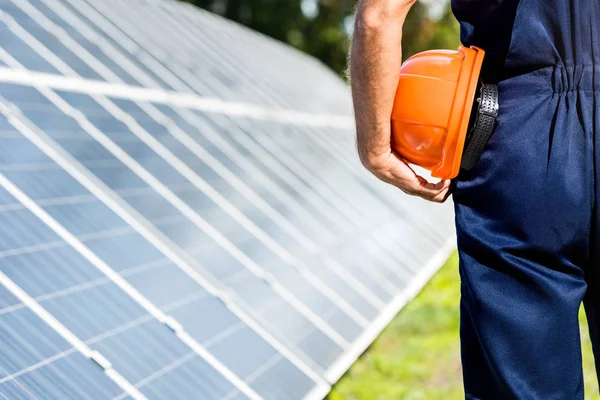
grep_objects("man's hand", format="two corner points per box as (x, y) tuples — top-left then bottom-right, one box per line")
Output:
(363, 149), (452, 202)
(350, 0), (451, 203)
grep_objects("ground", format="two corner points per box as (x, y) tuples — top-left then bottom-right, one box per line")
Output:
(329, 252), (600, 399)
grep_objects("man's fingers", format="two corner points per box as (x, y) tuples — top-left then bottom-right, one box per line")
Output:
(362, 150), (453, 202)
(393, 173), (451, 195)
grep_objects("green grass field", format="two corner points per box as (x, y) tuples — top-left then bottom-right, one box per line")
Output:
(329, 252), (600, 400)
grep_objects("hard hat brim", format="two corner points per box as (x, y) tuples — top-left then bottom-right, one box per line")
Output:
(433, 46), (485, 179)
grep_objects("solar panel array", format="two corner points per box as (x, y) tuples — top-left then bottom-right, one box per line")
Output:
(0, 0), (456, 399)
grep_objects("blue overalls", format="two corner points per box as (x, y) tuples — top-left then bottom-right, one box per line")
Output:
(451, 0), (600, 398)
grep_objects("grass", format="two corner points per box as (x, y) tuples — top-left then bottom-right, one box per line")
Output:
(329, 252), (600, 400)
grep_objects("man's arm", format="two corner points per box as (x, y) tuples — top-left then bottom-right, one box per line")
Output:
(350, 0), (451, 202)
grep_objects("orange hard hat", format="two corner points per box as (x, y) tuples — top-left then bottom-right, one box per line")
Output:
(391, 46), (485, 179)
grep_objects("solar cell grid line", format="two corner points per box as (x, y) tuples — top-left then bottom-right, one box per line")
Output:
(0, 102), (332, 396)
(175, 116), (394, 316)
(54, 0), (200, 94)
(171, 2), (353, 115)
(273, 126), (396, 213)
(0, 166), (263, 400)
(123, 102), (330, 254)
(0, 300), (113, 400)
(210, 116), (370, 230)
(0, 9), (104, 82)
(164, 1), (322, 112)
(376, 221), (454, 269)
(58, 0), (193, 93)
(0, 290), (129, 400)
(0, 93), (350, 375)
(133, 2), (294, 108)
(0, 14), (361, 347)
(250, 131), (378, 227)
(165, 109), (351, 240)
(0, 13), (62, 76)
(339, 217), (435, 280)
(304, 127), (417, 216)
(230, 124), (369, 225)
(158, 106), (339, 245)
(61, 91), (363, 341)
(138, 2), (301, 110)
(85, 0), (241, 101)
(5, 0), (137, 86)
(3, 0), (146, 86)
(369, 223), (444, 276)
(104, 99), (388, 317)
(161, 109), (336, 232)
(27, 0), (166, 92)
(251, 123), (393, 223)
(0, 273), (147, 400)
(0, 217), (254, 400)
(180, 5), (340, 114)
(196, 113), (358, 234)
(304, 127), (432, 218)
(92, 0), (290, 108)
(200, 119), (361, 247)
(334, 234), (413, 290)
(254, 126), (438, 257)
(145, 0), (309, 111)
(223, 124), (430, 296)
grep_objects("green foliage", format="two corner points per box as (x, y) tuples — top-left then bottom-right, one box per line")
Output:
(330, 252), (600, 399)
(180, 0), (461, 76)
(329, 253), (464, 399)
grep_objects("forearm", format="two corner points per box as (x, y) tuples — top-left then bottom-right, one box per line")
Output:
(349, 0), (451, 202)
(350, 0), (416, 168)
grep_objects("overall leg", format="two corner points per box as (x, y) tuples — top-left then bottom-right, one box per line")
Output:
(454, 82), (591, 399)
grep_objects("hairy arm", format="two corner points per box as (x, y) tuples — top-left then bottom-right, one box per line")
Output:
(350, 0), (451, 202)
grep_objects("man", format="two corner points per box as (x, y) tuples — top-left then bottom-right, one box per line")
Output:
(350, 0), (600, 398)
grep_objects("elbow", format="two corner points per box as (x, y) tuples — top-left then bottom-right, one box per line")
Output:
(355, 0), (416, 32)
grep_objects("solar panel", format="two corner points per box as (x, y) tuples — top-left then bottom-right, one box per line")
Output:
(0, 285), (126, 399)
(0, 0), (456, 398)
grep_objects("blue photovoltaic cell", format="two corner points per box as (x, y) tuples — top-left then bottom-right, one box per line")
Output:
(5, 0), (371, 347)
(193, 113), (385, 318)
(152, 104), (338, 243)
(0, 2), (105, 81)
(20, 0), (146, 87)
(195, 113), (358, 235)
(0, 113), (318, 398)
(0, 282), (125, 399)
(0, 206), (242, 400)
(0, 122), (241, 400)
(53, 0), (182, 91)
(25, 90), (350, 362)
(0, 93), (348, 374)
(0, 22), (61, 75)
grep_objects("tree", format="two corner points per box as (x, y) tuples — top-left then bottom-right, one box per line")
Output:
(182, 0), (460, 77)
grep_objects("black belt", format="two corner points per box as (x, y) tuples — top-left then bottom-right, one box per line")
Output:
(461, 83), (499, 171)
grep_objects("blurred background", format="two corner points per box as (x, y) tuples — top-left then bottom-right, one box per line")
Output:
(184, 0), (461, 77)
(0, 1), (598, 400)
